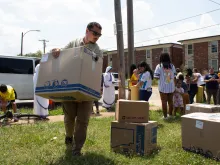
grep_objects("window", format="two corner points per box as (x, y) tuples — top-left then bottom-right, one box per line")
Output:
(146, 50), (151, 58)
(211, 41), (218, 53)
(0, 57), (33, 74)
(188, 44), (193, 55)
(112, 73), (118, 79)
(211, 59), (218, 71)
(163, 48), (169, 53)
(188, 61), (193, 69)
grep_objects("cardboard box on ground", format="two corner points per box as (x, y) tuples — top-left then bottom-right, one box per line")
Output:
(35, 46), (103, 102)
(111, 99), (158, 156)
(111, 121), (158, 156)
(182, 113), (220, 160)
(115, 99), (149, 123)
(185, 103), (220, 114)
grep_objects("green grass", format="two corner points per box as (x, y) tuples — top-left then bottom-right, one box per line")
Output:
(0, 105), (113, 116)
(0, 110), (219, 165)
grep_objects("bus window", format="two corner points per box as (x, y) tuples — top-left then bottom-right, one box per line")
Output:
(0, 57), (34, 74)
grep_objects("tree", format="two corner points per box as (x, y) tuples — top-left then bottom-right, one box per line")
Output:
(17, 50), (42, 58)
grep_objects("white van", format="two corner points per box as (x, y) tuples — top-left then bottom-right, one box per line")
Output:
(0, 55), (40, 100)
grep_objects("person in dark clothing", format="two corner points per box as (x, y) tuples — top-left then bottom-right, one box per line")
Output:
(92, 74), (104, 114)
(204, 68), (219, 105)
(185, 68), (199, 104)
(178, 74), (189, 113)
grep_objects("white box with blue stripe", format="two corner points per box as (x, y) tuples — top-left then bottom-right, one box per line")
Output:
(111, 121), (158, 156)
(35, 46), (103, 102)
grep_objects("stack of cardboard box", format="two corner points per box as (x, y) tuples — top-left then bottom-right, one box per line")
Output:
(182, 113), (220, 160)
(111, 99), (158, 156)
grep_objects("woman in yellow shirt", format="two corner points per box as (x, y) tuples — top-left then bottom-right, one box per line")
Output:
(0, 84), (18, 122)
(128, 64), (139, 100)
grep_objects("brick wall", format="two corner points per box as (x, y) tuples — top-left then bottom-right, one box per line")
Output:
(111, 53), (118, 73)
(218, 40), (220, 68)
(152, 48), (162, 70)
(171, 47), (183, 69)
(107, 46), (184, 73)
(135, 50), (146, 65)
(194, 42), (208, 72)
(102, 55), (108, 73)
(182, 45), (185, 67)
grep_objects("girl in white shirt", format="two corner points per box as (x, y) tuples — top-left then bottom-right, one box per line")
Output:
(135, 61), (153, 101)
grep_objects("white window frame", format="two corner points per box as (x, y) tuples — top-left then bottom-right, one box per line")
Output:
(187, 44), (193, 55)
(211, 41), (218, 53)
(188, 60), (193, 69)
(211, 59), (218, 72)
(146, 50), (151, 58)
(163, 47), (169, 53)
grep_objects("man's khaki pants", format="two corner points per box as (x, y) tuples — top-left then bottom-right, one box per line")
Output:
(63, 101), (93, 152)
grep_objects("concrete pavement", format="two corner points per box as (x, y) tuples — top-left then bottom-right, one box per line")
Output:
(100, 87), (161, 108)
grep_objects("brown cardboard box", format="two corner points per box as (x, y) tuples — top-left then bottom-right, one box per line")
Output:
(35, 46), (103, 102)
(185, 103), (220, 114)
(182, 113), (220, 159)
(111, 121), (157, 156)
(116, 99), (149, 123)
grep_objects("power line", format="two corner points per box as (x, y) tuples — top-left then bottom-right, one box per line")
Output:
(134, 8), (220, 33)
(103, 8), (220, 39)
(208, 0), (220, 5)
(134, 23), (220, 45)
(104, 23), (220, 50)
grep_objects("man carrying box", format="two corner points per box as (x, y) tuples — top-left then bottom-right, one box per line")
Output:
(52, 22), (102, 156)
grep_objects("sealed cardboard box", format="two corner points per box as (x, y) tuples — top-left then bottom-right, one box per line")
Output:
(185, 103), (220, 114)
(35, 46), (103, 102)
(115, 99), (149, 123)
(182, 113), (220, 160)
(111, 121), (157, 156)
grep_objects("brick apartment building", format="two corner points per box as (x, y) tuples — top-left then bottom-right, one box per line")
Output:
(178, 35), (220, 72)
(102, 43), (183, 75)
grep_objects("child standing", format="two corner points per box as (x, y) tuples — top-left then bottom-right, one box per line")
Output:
(178, 74), (189, 114)
(173, 79), (184, 116)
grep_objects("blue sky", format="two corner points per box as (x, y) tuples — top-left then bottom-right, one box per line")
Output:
(0, 0), (220, 55)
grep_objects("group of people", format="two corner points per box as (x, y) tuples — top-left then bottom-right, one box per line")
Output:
(178, 67), (220, 105)
(2, 20), (219, 158)
(128, 53), (178, 119)
(128, 52), (220, 120)
(128, 62), (154, 102)
(51, 19), (220, 157)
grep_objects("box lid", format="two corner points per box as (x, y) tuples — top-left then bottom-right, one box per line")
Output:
(182, 113), (220, 122)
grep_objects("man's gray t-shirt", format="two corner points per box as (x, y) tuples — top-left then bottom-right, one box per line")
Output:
(64, 38), (102, 58)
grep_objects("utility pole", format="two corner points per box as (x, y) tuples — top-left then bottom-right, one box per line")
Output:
(127, 0), (135, 78)
(114, 0), (126, 99)
(39, 39), (49, 54)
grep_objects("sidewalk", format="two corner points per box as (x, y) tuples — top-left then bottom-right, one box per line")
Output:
(0, 111), (115, 126)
